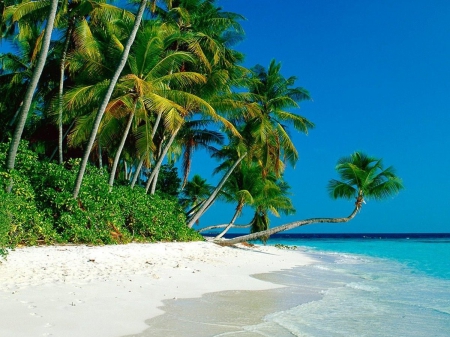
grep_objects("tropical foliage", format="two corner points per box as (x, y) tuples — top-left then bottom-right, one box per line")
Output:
(0, 1), (402, 256)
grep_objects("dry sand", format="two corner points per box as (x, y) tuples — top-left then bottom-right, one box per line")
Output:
(0, 241), (314, 337)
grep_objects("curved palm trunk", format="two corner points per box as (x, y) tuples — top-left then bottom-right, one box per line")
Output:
(58, 21), (74, 164)
(145, 125), (181, 194)
(5, 0), (59, 192)
(187, 152), (247, 228)
(198, 223), (251, 233)
(108, 106), (136, 190)
(215, 201), (243, 239)
(216, 206), (360, 246)
(130, 111), (163, 188)
(72, 0), (148, 199)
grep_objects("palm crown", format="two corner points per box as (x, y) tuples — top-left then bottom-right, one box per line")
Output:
(328, 151), (404, 209)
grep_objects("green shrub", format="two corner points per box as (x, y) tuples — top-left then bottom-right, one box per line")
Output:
(0, 140), (202, 257)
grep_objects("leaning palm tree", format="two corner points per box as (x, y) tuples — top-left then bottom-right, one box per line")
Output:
(218, 151), (404, 245)
(5, 0), (59, 192)
(72, 0), (148, 199)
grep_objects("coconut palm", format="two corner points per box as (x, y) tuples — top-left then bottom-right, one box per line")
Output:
(5, 0), (59, 193)
(168, 119), (224, 188)
(55, 1), (135, 164)
(180, 174), (214, 220)
(246, 60), (314, 176)
(213, 164), (263, 239)
(72, 0), (149, 199)
(219, 151), (404, 245)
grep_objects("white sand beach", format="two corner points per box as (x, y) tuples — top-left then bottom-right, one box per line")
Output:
(0, 241), (314, 337)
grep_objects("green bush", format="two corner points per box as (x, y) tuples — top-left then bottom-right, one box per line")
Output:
(0, 140), (202, 258)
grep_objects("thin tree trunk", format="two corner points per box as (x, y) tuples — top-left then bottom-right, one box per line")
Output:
(215, 202), (243, 239)
(5, 0), (59, 192)
(49, 119), (75, 162)
(145, 125), (181, 193)
(216, 207), (360, 246)
(98, 142), (103, 170)
(72, 0), (148, 199)
(149, 140), (163, 194)
(58, 21), (74, 165)
(108, 108), (136, 190)
(130, 111), (163, 188)
(124, 161), (128, 180)
(187, 152), (247, 228)
(130, 156), (144, 188)
(150, 166), (159, 193)
(198, 223), (251, 233)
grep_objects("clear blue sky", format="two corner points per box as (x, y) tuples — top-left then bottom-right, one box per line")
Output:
(192, 0), (450, 233)
(1, 1), (448, 233)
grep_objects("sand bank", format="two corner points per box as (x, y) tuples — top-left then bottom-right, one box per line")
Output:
(0, 241), (314, 337)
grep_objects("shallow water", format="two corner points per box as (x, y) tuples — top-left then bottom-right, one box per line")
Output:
(127, 235), (450, 337)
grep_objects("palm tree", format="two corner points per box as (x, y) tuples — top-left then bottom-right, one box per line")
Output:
(168, 119), (224, 188)
(188, 60), (314, 227)
(55, 0), (135, 164)
(5, 0), (59, 192)
(180, 174), (214, 219)
(219, 151), (404, 245)
(213, 164), (263, 239)
(72, 0), (149, 199)
(105, 22), (209, 190)
(246, 60), (314, 176)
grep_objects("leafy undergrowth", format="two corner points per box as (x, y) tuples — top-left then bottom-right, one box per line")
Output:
(0, 141), (203, 258)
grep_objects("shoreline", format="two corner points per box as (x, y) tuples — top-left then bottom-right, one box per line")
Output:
(0, 241), (315, 337)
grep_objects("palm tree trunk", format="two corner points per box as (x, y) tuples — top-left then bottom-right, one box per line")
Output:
(72, 0), (148, 199)
(5, 0), (59, 192)
(197, 223), (252, 233)
(149, 140), (164, 194)
(58, 21), (74, 165)
(187, 152), (247, 228)
(130, 111), (163, 188)
(130, 156), (144, 188)
(145, 125), (181, 194)
(198, 223), (251, 233)
(98, 142), (103, 170)
(215, 202), (243, 239)
(108, 106), (136, 190)
(49, 119), (75, 162)
(124, 161), (128, 180)
(216, 206), (360, 246)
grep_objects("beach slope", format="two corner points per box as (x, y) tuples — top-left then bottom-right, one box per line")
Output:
(0, 241), (313, 337)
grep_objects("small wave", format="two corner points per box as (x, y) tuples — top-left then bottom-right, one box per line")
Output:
(346, 282), (379, 292)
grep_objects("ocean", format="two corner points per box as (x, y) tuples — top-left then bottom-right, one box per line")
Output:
(242, 233), (450, 336)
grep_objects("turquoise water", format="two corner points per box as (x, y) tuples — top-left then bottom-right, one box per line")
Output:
(242, 235), (450, 336)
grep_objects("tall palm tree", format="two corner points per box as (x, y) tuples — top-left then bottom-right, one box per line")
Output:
(105, 23), (209, 190)
(5, 0), (59, 192)
(188, 59), (314, 227)
(72, 0), (149, 199)
(55, 0), (135, 164)
(219, 151), (404, 245)
(246, 60), (314, 176)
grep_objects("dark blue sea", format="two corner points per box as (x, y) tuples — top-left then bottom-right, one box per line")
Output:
(234, 233), (450, 336)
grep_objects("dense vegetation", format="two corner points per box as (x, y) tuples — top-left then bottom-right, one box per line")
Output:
(0, 1), (403, 257)
(0, 141), (202, 257)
